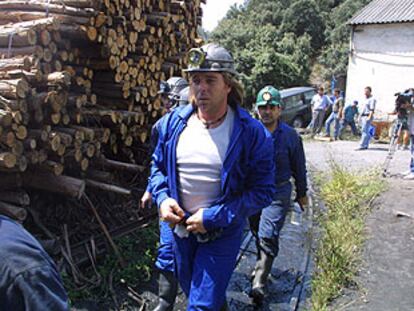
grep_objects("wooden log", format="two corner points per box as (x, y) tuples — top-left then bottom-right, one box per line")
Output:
(0, 173), (22, 188)
(0, 56), (33, 72)
(83, 169), (114, 183)
(37, 160), (64, 176)
(23, 171), (85, 199)
(0, 109), (13, 127)
(46, 71), (71, 86)
(0, 190), (30, 206)
(97, 157), (145, 173)
(85, 179), (131, 196)
(0, 1), (94, 17)
(0, 79), (29, 99)
(0, 45), (43, 58)
(27, 129), (48, 142)
(0, 152), (17, 168)
(59, 24), (97, 42)
(0, 95), (25, 111)
(0, 28), (37, 47)
(27, 0), (99, 8)
(23, 137), (37, 150)
(0, 11), (90, 25)
(13, 124), (27, 140)
(0, 201), (27, 222)
(0, 69), (43, 84)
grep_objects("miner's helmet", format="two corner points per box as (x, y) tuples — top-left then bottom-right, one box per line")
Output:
(183, 43), (238, 75)
(255, 86), (282, 108)
(177, 86), (190, 107)
(158, 77), (189, 99)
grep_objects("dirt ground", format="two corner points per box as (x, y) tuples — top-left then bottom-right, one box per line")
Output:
(305, 138), (414, 311)
(73, 137), (414, 311)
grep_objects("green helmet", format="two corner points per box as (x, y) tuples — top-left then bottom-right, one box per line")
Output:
(255, 86), (282, 108)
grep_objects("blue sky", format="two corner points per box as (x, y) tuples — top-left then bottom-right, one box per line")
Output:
(202, 0), (245, 32)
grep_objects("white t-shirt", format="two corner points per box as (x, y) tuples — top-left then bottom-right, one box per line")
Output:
(361, 96), (376, 119)
(311, 94), (331, 111)
(176, 107), (234, 214)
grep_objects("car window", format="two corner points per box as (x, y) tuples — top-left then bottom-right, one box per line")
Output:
(304, 90), (316, 102)
(283, 94), (303, 108)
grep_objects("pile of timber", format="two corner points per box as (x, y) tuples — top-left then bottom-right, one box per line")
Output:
(0, 0), (204, 244)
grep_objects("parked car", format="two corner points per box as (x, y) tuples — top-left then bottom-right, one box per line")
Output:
(279, 86), (316, 128)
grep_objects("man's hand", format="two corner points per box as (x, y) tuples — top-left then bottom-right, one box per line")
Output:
(297, 196), (309, 211)
(186, 209), (207, 234)
(160, 198), (185, 225)
(140, 191), (152, 209)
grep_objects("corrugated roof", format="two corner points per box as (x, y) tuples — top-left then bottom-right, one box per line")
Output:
(348, 0), (414, 25)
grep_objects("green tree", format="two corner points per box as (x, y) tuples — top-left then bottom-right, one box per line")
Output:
(319, 0), (371, 80)
(208, 0), (370, 105)
(280, 0), (326, 50)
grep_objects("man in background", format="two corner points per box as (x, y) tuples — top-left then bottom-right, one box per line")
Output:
(249, 85), (308, 305)
(324, 88), (344, 140)
(339, 100), (359, 139)
(140, 78), (189, 311)
(310, 86), (331, 135)
(356, 86), (376, 150)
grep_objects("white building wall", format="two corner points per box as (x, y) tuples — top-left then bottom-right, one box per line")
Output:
(345, 22), (414, 117)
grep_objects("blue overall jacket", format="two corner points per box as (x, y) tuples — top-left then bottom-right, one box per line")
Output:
(273, 121), (307, 200)
(150, 104), (275, 231)
(0, 215), (69, 311)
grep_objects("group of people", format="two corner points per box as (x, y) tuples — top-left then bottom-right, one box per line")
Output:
(143, 43), (308, 311)
(4, 41), (414, 311)
(310, 84), (414, 180)
(0, 42), (307, 311)
(309, 86), (359, 141)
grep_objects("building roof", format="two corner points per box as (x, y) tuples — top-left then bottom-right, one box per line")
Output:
(348, 0), (414, 25)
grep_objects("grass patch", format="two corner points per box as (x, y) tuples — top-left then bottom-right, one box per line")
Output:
(64, 221), (159, 306)
(311, 163), (385, 310)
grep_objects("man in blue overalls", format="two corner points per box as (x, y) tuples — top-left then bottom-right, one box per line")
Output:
(249, 85), (308, 305)
(150, 43), (275, 311)
(140, 78), (188, 311)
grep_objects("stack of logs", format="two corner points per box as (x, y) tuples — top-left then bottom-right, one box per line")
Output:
(0, 0), (204, 249)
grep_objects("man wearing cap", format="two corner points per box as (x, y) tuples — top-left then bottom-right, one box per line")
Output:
(140, 77), (188, 311)
(150, 43), (275, 310)
(249, 86), (308, 305)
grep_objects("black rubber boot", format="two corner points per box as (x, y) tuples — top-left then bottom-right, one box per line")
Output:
(220, 300), (229, 311)
(249, 250), (274, 305)
(153, 271), (178, 311)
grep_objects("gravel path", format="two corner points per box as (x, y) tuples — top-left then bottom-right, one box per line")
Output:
(305, 138), (414, 311)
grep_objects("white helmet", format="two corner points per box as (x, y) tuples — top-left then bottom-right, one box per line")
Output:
(183, 43), (238, 76)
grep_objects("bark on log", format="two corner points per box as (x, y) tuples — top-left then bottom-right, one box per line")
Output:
(86, 179), (131, 196)
(97, 157), (146, 173)
(0, 173), (22, 188)
(23, 171), (85, 199)
(0, 190), (30, 206)
(0, 1), (94, 17)
(0, 201), (27, 222)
